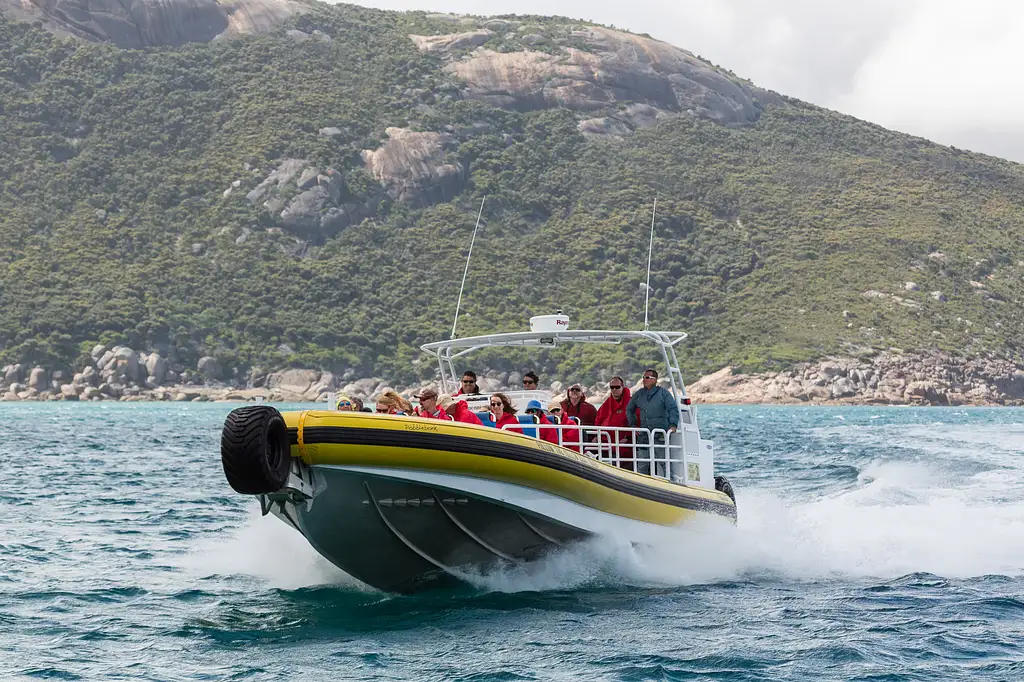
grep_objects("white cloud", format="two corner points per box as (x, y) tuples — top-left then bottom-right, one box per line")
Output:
(348, 0), (1024, 162)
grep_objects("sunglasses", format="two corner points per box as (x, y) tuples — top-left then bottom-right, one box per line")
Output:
(550, 408), (562, 413)
(337, 401), (352, 407)
(569, 387), (582, 392)
(489, 401), (503, 407)
(643, 375), (657, 380)
(523, 380), (536, 385)
(609, 385), (623, 390)
(461, 379), (475, 384)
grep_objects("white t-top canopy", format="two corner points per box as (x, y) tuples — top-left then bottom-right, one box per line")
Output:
(420, 328), (692, 404)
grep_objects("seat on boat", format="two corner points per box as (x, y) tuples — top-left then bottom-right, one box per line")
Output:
(474, 413), (539, 435)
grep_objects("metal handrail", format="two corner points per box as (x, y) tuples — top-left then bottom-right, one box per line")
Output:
(500, 423), (683, 482)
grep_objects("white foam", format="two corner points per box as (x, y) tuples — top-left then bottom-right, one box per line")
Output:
(472, 422), (1024, 591)
(177, 507), (370, 591)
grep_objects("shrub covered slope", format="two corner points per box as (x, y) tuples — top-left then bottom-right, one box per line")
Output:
(1, 5), (1023, 385)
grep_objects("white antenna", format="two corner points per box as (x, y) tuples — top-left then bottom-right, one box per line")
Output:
(643, 198), (657, 331)
(451, 197), (486, 340)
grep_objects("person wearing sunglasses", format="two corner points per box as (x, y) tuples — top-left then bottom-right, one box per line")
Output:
(559, 384), (597, 427)
(626, 369), (678, 475)
(413, 387), (448, 420)
(375, 390), (412, 415)
(525, 399), (560, 446)
(488, 393), (520, 431)
(596, 376), (634, 469)
(522, 371), (540, 390)
(454, 370), (481, 396)
(545, 401), (580, 452)
(334, 393), (354, 411)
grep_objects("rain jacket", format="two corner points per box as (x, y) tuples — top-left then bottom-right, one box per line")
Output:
(535, 412), (560, 446)
(596, 387), (634, 465)
(493, 412), (520, 431)
(596, 387), (633, 428)
(414, 405), (449, 420)
(626, 385), (679, 432)
(560, 392), (598, 426)
(448, 400), (483, 426)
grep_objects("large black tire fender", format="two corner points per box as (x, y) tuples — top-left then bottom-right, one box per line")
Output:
(714, 475), (736, 504)
(221, 405), (291, 494)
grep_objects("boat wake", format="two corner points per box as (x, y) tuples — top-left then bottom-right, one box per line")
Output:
(189, 418), (1024, 594)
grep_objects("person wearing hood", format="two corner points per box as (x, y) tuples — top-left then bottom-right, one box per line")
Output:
(595, 376), (634, 468)
(440, 394), (484, 426)
(525, 400), (560, 446)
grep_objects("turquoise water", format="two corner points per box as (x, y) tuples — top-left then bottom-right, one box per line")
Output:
(2, 403), (1023, 680)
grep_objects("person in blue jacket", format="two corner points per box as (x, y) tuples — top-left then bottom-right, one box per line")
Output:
(626, 369), (678, 476)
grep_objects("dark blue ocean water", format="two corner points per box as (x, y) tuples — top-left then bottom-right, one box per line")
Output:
(2, 404), (1022, 681)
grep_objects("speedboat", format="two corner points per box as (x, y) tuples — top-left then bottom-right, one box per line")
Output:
(219, 314), (737, 593)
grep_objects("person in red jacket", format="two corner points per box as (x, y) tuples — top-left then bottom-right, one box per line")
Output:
(489, 393), (520, 431)
(413, 388), (449, 420)
(595, 376), (634, 469)
(453, 370), (482, 396)
(525, 400), (560, 446)
(440, 395), (484, 426)
(548, 401), (582, 452)
(560, 384), (598, 426)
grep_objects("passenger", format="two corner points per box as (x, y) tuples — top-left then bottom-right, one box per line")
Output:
(522, 371), (540, 390)
(525, 399), (559, 446)
(548, 400), (581, 452)
(455, 370), (482, 396)
(440, 394), (484, 426)
(488, 393), (520, 431)
(413, 388), (449, 420)
(335, 394), (354, 411)
(595, 376), (634, 469)
(560, 384), (598, 427)
(375, 390), (412, 415)
(352, 396), (370, 413)
(626, 369), (679, 475)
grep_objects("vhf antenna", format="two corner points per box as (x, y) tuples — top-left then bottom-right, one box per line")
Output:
(451, 196), (486, 340)
(643, 197), (657, 331)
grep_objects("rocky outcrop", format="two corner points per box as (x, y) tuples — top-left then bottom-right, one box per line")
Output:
(410, 29), (493, 53)
(245, 159), (377, 242)
(419, 25), (777, 131)
(687, 353), (1024, 406)
(0, 0), (303, 48)
(361, 127), (464, 207)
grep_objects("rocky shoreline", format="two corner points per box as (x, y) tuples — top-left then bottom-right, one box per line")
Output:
(687, 351), (1024, 406)
(2, 345), (1023, 406)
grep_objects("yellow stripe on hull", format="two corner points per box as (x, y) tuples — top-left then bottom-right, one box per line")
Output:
(282, 411), (736, 527)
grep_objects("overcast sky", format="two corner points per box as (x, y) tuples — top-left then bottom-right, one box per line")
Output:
(349, 0), (1024, 164)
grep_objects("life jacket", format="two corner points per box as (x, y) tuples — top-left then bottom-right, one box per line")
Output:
(596, 387), (632, 428)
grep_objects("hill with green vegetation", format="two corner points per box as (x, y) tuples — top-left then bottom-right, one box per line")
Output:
(1, 3), (1023, 389)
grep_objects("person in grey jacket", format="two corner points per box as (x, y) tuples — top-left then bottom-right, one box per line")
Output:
(626, 369), (679, 475)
